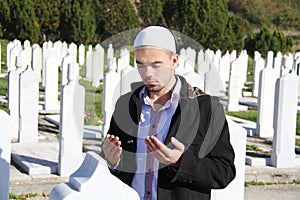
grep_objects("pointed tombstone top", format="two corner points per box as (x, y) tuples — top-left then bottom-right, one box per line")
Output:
(24, 40), (31, 49)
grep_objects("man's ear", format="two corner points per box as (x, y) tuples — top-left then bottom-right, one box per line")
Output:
(171, 54), (179, 69)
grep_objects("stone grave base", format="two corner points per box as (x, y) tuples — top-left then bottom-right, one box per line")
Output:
(44, 114), (103, 139)
(11, 142), (59, 175)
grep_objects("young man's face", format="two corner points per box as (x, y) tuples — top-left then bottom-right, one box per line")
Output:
(135, 47), (178, 93)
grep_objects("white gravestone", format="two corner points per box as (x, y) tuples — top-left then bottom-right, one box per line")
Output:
(68, 43), (78, 63)
(102, 70), (120, 136)
(211, 118), (247, 200)
(50, 151), (139, 200)
(32, 44), (42, 82)
(44, 53), (60, 111)
(0, 110), (11, 200)
(271, 71), (298, 167)
(182, 71), (205, 92)
(18, 66), (39, 143)
(6, 41), (14, 70)
(227, 59), (245, 111)
(54, 41), (63, 67)
(256, 63), (278, 138)
(78, 44), (85, 66)
(117, 48), (130, 73)
(107, 44), (114, 65)
(253, 57), (265, 97)
(8, 65), (22, 140)
(9, 45), (21, 72)
(120, 66), (142, 95)
(59, 63), (85, 177)
(85, 45), (93, 80)
(61, 54), (76, 87)
(218, 51), (231, 91)
(205, 64), (226, 96)
(92, 46), (104, 87)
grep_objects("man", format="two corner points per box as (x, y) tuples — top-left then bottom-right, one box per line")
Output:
(101, 26), (235, 200)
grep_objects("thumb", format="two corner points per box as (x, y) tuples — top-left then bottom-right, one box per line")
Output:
(171, 137), (184, 151)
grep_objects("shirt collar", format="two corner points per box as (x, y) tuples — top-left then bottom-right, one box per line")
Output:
(139, 76), (181, 106)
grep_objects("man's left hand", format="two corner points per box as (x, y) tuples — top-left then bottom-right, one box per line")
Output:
(145, 136), (184, 165)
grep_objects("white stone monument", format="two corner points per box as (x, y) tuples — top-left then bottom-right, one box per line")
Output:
(211, 118), (247, 200)
(18, 66), (39, 143)
(102, 70), (120, 136)
(256, 63), (278, 138)
(59, 63), (85, 177)
(44, 53), (60, 111)
(85, 45), (93, 80)
(271, 71), (298, 167)
(0, 110), (11, 200)
(8, 64), (22, 140)
(78, 44), (85, 66)
(32, 44), (42, 82)
(50, 152), (139, 200)
(92, 45), (104, 87)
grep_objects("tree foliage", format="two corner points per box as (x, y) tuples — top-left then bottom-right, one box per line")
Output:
(245, 27), (293, 57)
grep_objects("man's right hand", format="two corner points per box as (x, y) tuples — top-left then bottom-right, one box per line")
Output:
(102, 134), (122, 167)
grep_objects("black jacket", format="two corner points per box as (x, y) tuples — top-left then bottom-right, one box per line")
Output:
(103, 76), (236, 200)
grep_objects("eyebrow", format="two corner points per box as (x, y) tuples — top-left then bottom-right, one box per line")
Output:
(135, 60), (163, 65)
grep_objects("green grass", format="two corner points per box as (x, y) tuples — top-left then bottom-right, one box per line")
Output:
(9, 192), (39, 199)
(245, 180), (300, 187)
(246, 144), (259, 151)
(0, 76), (8, 96)
(226, 110), (258, 122)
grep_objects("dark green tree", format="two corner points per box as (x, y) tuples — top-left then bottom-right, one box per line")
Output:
(245, 27), (293, 57)
(33, 0), (61, 42)
(163, 0), (246, 52)
(93, 0), (141, 43)
(60, 0), (96, 44)
(139, 0), (164, 26)
(2, 0), (40, 43)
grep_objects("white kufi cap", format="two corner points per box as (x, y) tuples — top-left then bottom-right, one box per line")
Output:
(134, 26), (176, 53)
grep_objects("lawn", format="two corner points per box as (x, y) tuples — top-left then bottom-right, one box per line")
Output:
(226, 110), (300, 136)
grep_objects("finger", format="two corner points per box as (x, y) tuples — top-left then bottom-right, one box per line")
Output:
(171, 137), (185, 151)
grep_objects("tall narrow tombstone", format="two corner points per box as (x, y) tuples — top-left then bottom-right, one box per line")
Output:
(44, 53), (59, 111)
(256, 62), (278, 138)
(102, 70), (120, 136)
(273, 51), (282, 78)
(271, 71), (298, 167)
(0, 110), (11, 200)
(19, 66), (39, 143)
(8, 64), (22, 140)
(253, 57), (265, 97)
(6, 42), (14, 70)
(92, 46), (104, 87)
(78, 44), (85, 66)
(59, 63), (85, 177)
(68, 43), (77, 63)
(61, 54), (76, 87)
(9, 45), (21, 72)
(18, 47), (32, 72)
(54, 41), (63, 67)
(85, 45), (93, 80)
(32, 44), (42, 82)
(219, 51), (231, 91)
(107, 43), (114, 65)
(227, 59), (244, 111)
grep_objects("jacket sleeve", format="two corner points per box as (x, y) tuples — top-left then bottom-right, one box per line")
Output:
(170, 102), (236, 190)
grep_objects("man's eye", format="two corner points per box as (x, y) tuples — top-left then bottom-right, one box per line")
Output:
(152, 64), (162, 69)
